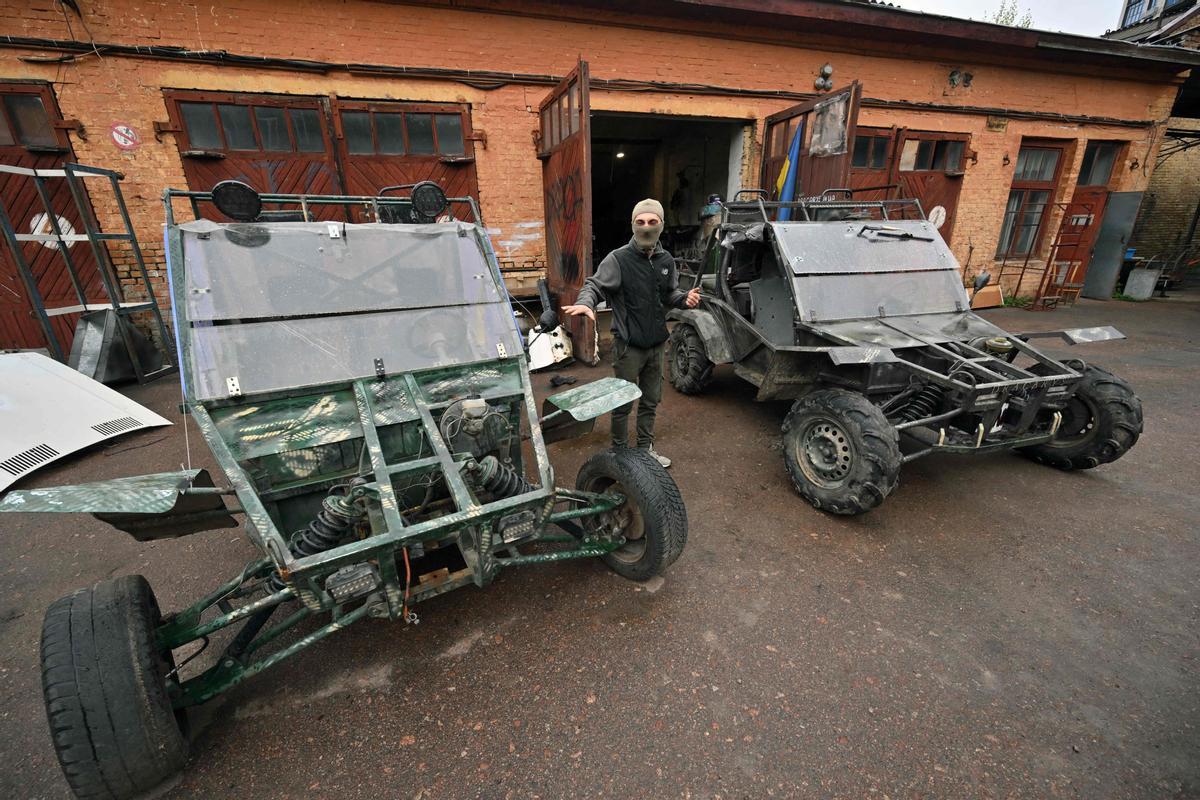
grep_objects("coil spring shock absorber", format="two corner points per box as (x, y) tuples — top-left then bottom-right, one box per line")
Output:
(468, 455), (534, 498)
(266, 488), (367, 593)
(231, 487), (368, 659)
(897, 384), (944, 423)
(290, 492), (365, 558)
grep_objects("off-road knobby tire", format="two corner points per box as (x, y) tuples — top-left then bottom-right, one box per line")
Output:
(41, 575), (187, 800)
(667, 323), (713, 395)
(1019, 363), (1143, 470)
(576, 447), (688, 581)
(781, 389), (902, 516)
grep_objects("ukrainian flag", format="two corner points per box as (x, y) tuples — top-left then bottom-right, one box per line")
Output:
(774, 122), (804, 221)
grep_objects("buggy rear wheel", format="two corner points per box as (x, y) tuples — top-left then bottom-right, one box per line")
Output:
(41, 575), (187, 800)
(782, 389), (901, 516)
(1019, 363), (1143, 470)
(576, 448), (688, 581)
(668, 323), (713, 395)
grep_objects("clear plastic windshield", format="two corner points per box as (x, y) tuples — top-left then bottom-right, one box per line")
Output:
(174, 219), (520, 400)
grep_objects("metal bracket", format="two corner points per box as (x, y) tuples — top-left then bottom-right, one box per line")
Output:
(374, 358), (386, 379)
(52, 118), (86, 141)
(326, 222), (341, 239)
(153, 120), (182, 142)
(226, 376), (242, 398)
(497, 342), (507, 358)
(465, 129), (487, 149)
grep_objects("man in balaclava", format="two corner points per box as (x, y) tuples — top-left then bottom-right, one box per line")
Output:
(562, 198), (701, 467)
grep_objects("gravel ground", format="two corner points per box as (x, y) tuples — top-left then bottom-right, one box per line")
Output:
(0, 296), (1197, 799)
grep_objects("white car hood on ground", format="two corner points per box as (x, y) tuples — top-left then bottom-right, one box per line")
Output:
(0, 352), (171, 492)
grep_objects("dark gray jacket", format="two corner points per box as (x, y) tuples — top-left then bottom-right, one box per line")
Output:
(575, 237), (688, 348)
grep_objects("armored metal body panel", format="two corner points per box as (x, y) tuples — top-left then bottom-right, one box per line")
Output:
(770, 219), (969, 326)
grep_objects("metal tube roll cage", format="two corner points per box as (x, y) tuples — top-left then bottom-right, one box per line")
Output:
(151, 188), (636, 707)
(163, 188), (485, 227)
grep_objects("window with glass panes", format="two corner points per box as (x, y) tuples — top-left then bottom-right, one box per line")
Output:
(175, 97), (327, 153)
(1122, 0), (1145, 26)
(851, 135), (890, 169)
(1078, 141), (1122, 187)
(339, 107), (467, 157)
(0, 89), (63, 150)
(996, 144), (1065, 259)
(898, 138), (966, 173)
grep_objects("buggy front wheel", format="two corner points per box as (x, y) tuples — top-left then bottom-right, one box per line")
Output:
(576, 448), (688, 581)
(41, 575), (187, 800)
(782, 389), (902, 515)
(1019, 363), (1143, 470)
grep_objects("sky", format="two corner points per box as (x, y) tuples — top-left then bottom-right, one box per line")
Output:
(886, 0), (1127, 37)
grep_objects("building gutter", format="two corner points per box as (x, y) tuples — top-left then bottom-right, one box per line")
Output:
(0, 36), (1162, 130)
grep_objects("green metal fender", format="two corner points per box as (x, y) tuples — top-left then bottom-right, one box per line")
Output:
(0, 468), (238, 541)
(540, 376), (641, 444)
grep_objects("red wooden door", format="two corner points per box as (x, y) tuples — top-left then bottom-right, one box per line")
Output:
(890, 130), (970, 242)
(1057, 142), (1123, 271)
(538, 60), (595, 364)
(331, 99), (479, 219)
(1056, 188), (1107, 267)
(760, 82), (861, 201)
(164, 91), (343, 220)
(0, 83), (104, 353)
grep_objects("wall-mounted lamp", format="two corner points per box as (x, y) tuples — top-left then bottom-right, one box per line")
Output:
(615, 150), (625, 159)
(1003, 153), (1011, 166)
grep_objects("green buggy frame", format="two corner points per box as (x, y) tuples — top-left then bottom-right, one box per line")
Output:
(0, 183), (686, 799)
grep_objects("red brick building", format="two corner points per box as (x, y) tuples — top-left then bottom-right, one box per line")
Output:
(1, 0), (1197, 352)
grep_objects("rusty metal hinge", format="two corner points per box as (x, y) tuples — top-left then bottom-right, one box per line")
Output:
(153, 120), (182, 142)
(465, 129), (487, 149)
(52, 118), (86, 141)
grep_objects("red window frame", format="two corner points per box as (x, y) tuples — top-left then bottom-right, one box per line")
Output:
(164, 90), (330, 155)
(0, 82), (70, 154)
(335, 99), (471, 159)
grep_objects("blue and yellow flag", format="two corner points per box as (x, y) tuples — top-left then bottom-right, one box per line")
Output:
(774, 122), (804, 221)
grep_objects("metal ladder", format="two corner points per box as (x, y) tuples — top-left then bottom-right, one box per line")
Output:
(0, 162), (176, 382)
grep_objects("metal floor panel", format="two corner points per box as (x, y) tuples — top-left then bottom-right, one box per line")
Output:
(0, 352), (171, 491)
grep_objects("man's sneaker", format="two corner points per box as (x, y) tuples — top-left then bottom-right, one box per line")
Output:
(647, 447), (672, 468)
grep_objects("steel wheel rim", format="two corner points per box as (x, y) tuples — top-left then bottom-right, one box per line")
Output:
(672, 341), (690, 375)
(585, 476), (646, 563)
(795, 415), (855, 489)
(1049, 394), (1098, 447)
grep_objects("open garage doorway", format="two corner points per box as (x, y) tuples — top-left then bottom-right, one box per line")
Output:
(590, 112), (748, 265)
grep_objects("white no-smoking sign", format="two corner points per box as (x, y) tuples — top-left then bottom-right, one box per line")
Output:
(110, 122), (140, 151)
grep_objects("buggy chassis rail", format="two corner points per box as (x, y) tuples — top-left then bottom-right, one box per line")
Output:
(150, 187), (643, 709)
(164, 187), (485, 227)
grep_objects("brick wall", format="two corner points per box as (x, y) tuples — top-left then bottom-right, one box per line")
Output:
(0, 0), (1183, 305)
(1130, 116), (1200, 257)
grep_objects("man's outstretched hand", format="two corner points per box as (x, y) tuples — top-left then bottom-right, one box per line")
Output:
(685, 287), (701, 308)
(561, 304), (596, 322)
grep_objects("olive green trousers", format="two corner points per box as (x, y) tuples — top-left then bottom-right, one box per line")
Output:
(610, 338), (664, 449)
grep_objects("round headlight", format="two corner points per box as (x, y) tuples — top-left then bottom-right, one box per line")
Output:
(410, 181), (448, 220)
(211, 180), (262, 223)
